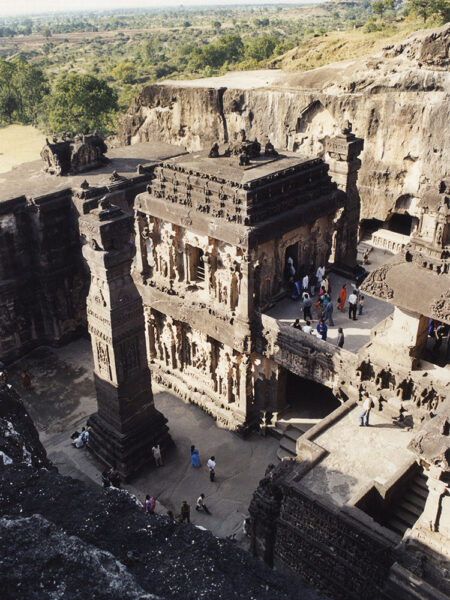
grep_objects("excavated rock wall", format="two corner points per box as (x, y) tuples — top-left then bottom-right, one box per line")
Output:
(0, 195), (87, 363)
(118, 24), (450, 225)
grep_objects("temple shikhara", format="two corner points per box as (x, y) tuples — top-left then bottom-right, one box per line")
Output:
(0, 24), (449, 599)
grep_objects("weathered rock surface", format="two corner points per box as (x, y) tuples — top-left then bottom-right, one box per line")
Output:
(408, 398), (450, 470)
(0, 387), (322, 600)
(118, 23), (450, 224)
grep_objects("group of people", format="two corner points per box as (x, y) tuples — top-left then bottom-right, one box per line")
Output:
(291, 267), (367, 348)
(191, 445), (217, 481)
(71, 425), (89, 448)
(287, 262), (330, 302)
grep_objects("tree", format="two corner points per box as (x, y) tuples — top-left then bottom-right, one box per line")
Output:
(0, 58), (48, 125)
(406, 0), (449, 22)
(46, 74), (118, 135)
(246, 35), (278, 62)
(111, 62), (136, 83)
(372, 1), (386, 17)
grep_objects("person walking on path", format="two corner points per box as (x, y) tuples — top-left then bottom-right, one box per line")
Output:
(323, 299), (334, 326)
(316, 319), (328, 341)
(302, 274), (309, 293)
(108, 466), (121, 488)
(190, 445), (200, 468)
(337, 327), (345, 348)
(144, 495), (156, 514)
(152, 444), (163, 467)
(180, 500), (190, 523)
(316, 265), (325, 288)
(359, 394), (374, 427)
(207, 456), (216, 482)
(348, 291), (358, 321)
(196, 493), (211, 514)
(302, 292), (313, 321)
(337, 284), (347, 312)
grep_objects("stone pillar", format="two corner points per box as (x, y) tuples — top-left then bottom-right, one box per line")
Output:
(325, 122), (364, 271)
(79, 198), (172, 479)
(370, 307), (429, 370)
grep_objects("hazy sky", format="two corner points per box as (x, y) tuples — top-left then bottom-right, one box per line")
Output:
(0, 0), (316, 17)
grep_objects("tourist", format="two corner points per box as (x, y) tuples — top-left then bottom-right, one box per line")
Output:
(302, 320), (313, 335)
(316, 319), (328, 341)
(359, 394), (374, 427)
(302, 274), (309, 293)
(302, 292), (313, 321)
(196, 493), (211, 514)
(323, 299), (334, 326)
(358, 294), (365, 315)
(190, 445), (200, 467)
(292, 319), (302, 330)
(109, 466), (121, 488)
(180, 500), (190, 523)
(73, 427), (87, 448)
(144, 494), (156, 514)
(348, 290), (358, 321)
(21, 370), (32, 390)
(101, 470), (110, 489)
(337, 328), (345, 348)
(309, 271), (317, 296)
(207, 456), (216, 482)
(152, 444), (163, 467)
(363, 248), (370, 265)
(337, 284), (347, 312)
(316, 265), (325, 287)
(322, 275), (331, 294)
(433, 322), (446, 353)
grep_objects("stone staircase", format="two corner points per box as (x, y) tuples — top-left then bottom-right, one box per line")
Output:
(386, 469), (428, 536)
(270, 422), (306, 460)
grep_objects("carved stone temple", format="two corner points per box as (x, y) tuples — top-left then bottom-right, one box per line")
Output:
(79, 198), (171, 478)
(133, 137), (360, 431)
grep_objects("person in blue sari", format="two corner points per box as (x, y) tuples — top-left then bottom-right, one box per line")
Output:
(190, 445), (200, 467)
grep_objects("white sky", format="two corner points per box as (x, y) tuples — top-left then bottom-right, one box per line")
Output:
(0, 0), (317, 17)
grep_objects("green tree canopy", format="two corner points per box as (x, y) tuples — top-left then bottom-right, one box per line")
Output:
(46, 74), (118, 135)
(0, 58), (48, 124)
(406, 0), (450, 22)
(189, 34), (244, 70)
(111, 61), (136, 83)
(245, 35), (278, 61)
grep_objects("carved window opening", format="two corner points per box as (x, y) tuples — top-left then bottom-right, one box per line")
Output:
(187, 245), (205, 284)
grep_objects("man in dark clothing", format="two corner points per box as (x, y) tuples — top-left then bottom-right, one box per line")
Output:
(337, 328), (344, 348)
(180, 500), (190, 523)
(302, 293), (313, 321)
(108, 466), (121, 489)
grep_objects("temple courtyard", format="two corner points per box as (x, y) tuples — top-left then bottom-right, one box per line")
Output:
(7, 317), (415, 541)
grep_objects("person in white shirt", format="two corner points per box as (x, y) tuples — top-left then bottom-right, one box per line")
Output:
(196, 493), (211, 514)
(207, 456), (216, 482)
(302, 274), (309, 292)
(316, 265), (325, 285)
(302, 320), (313, 334)
(359, 394), (374, 426)
(348, 292), (358, 320)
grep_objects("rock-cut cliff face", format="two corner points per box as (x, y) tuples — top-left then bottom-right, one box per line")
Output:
(118, 23), (450, 224)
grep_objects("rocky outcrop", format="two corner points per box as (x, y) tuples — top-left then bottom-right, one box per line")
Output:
(118, 23), (450, 224)
(0, 387), (322, 600)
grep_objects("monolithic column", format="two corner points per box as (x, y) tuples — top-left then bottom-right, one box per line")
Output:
(79, 198), (172, 479)
(326, 121), (364, 270)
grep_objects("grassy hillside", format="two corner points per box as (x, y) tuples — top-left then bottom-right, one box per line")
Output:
(269, 18), (440, 72)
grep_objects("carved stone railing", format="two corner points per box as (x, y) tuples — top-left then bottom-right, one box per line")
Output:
(370, 229), (409, 254)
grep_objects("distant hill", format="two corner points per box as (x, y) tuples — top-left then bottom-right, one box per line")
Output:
(268, 19), (440, 72)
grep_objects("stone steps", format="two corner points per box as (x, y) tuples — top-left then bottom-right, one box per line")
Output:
(276, 424), (306, 460)
(386, 469), (428, 537)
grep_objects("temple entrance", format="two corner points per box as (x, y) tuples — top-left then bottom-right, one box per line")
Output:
(274, 370), (340, 459)
(282, 371), (340, 421)
(387, 213), (416, 236)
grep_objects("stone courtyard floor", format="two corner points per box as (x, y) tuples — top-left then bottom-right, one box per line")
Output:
(265, 247), (396, 353)
(7, 339), (278, 542)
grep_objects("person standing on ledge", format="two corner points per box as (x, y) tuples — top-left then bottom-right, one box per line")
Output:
(359, 394), (374, 427)
(348, 290), (358, 321)
(337, 328), (345, 348)
(207, 456), (216, 482)
(316, 319), (328, 341)
(190, 445), (200, 467)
